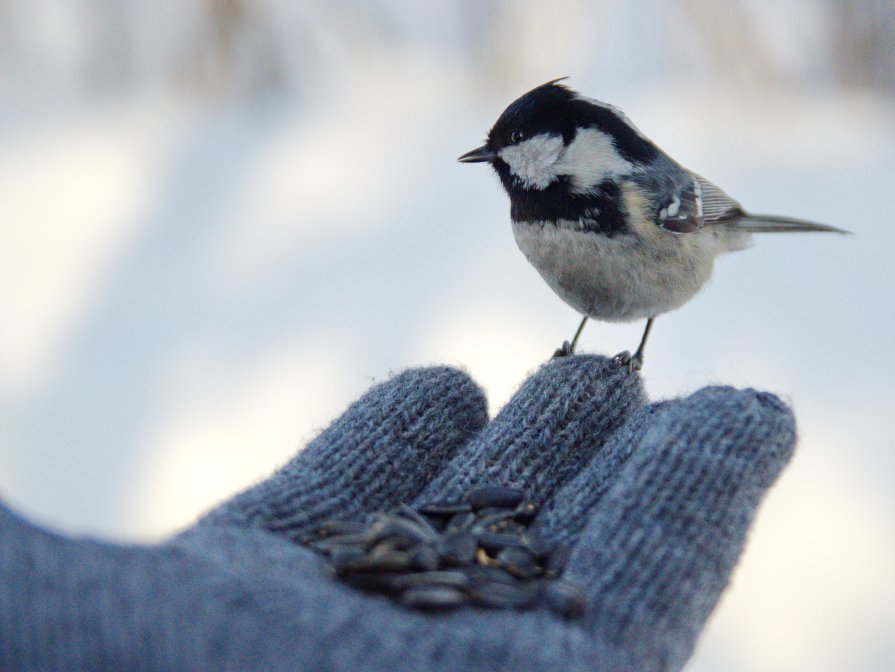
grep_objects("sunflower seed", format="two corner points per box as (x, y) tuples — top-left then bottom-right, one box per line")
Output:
(467, 485), (525, 510)
(408, 545), (440, 572)
(469, 581), (539, 609)
(307, 484), (585, 618)
(445, 511), (477, 532)
(314, 520), (368, 538)
(475, 531), (527, 554)
(400, 586), (466, 609)
(471, 509), (517, 532)
(541, 580), (586, 619)
(436, 532), (477, 566)
(496, 546), (539, 579)
(395, 503), (439, 536)
(394, 570), (471, 590)
(457, 564), (520, 585)
(520, 528), (549, 557)
(329, 546), (367, 569)
(543, 543), (572, 578)
(513, 501), (538, 523)
(307, 535), (368, 555)
(339, 572), (403, 594)
(368, 516), (435, 546)
(417, 501), (472, 517)
(336, 550), (412, 574)
(314, 532), (371, 548)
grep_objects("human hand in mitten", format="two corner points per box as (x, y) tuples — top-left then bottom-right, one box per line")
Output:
(0, 355), (795, 672)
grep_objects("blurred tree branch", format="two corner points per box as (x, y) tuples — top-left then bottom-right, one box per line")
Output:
(0, 1), (893, 99)
(832, 0), (895, 91)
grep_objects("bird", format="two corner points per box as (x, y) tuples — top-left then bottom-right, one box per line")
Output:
(458, 78), (848, 371)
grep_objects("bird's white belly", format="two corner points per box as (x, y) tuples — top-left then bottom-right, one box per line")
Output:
(511, 221), (717, 322)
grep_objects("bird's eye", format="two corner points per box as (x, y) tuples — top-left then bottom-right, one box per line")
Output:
(509, 129), (525, 144)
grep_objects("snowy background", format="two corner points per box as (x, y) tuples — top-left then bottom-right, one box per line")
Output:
(1, 1), (894, 670)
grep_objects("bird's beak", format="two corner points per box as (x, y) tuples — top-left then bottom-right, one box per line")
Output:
(458, 145), (495, 163)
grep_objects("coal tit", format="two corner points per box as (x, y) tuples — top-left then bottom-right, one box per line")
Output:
(459, 79), (847, 370)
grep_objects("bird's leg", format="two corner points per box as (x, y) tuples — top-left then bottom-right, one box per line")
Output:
(629, 317), (655, 371)
(552, 316), (589, 359)
(569, 315), (588, 352)
(612, 318), (654, 372)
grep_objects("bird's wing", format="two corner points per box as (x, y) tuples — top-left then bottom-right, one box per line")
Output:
(657, 172), (745, 234)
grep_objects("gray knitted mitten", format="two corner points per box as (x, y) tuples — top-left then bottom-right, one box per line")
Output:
(0, 355), (796, 671)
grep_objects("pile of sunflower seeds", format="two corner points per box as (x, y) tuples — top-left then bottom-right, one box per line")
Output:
(304, 484), (585, 618)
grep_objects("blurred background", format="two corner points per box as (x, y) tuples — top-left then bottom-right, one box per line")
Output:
(0, 0), (893, 669)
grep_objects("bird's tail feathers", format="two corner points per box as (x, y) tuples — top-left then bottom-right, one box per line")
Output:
(729, 214), (850, 234)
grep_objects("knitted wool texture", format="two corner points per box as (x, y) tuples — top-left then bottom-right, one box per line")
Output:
(0, 355), (796, 672)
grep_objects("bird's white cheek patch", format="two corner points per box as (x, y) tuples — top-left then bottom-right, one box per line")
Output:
(554, 127), (633, 192)
(498, 134), (564, 190)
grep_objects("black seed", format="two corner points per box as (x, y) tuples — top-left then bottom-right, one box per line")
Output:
(339, 572), (403, 594)
(308, 533), (371, 555)
(491, 519), (526, 535)
(417, 501), (472, 517)
(336, 550), (412, 574)
(394, 504), (439, 536)
(372, 537), (418, 553)
(471, 509), (517, 532)
(424, 516), (448, 533)
(400, 586), (466, 610)
(314, 519), (367, 538)
(436, 532), (477, 566)
(496, 546), (539, 579)
(369, 516), (436, 546)
(329, 546), (367, 568)
(467, 485), (525, 510)
(541, 580), (586, 619)
(513, 501), (538, 523)
(520, 528), (549, 557)
(364, 511), (391, 526)
(446, 511), (477, 532)
(456, 564), (519, 585)
(469, 581), (539, 609)
(543, 543), (572, 578)
(475, 506), (517, 519)
(394, 571), (472, 590)
(408, 545), (440, 572)
(475, 531), (527, 554)
(321, 531), (374, 547)
(307, 486), (581, 617)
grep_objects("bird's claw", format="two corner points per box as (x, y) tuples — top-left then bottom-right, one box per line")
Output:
(611, 350), (643, 373)
(552, 341), (574, 359)
(611, 350), (630, 367)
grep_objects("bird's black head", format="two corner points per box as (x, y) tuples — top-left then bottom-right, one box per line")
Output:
(487, 78), (582, 150)
(459, 79), (660, 215)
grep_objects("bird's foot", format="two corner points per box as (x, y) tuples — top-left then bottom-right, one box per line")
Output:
(611, 350), (643, 373)
(552, 341), (574, 359)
